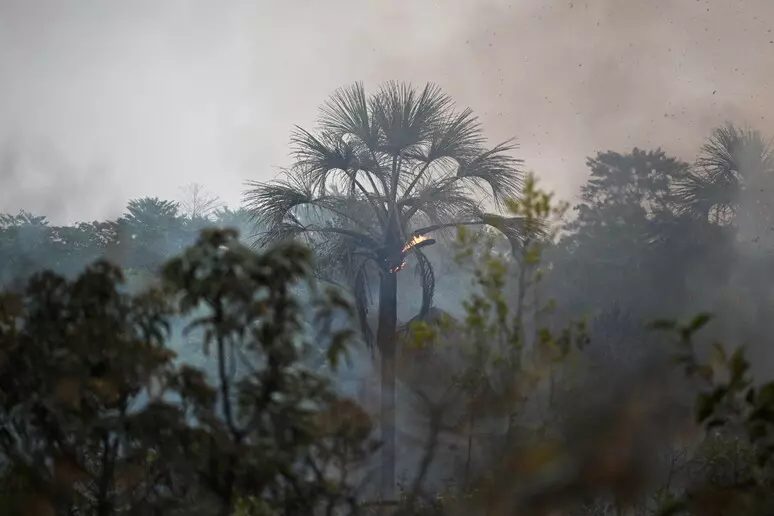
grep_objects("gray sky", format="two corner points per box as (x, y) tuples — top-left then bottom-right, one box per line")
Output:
(0, 0), (772, 223)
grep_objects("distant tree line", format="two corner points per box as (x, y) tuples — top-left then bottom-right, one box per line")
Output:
(1, 81), (774, 514)
(0, 188), (256, 289)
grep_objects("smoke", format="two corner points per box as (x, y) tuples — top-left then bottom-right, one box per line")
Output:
(2, 0), (773, 503)
(1, 0), (772, 221)
(0, 134), (122, 224)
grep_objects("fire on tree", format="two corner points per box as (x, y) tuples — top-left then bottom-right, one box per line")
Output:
(386, 233), (437, 273)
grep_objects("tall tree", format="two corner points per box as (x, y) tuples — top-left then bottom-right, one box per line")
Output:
(547, 149), (693, 319)
(177, 182), (224, 220)
(117, 197), (186, 270)
(243, 81), (527, 497)
(673, 123), (774, 238)
(0, 212), (58, 288)
(671, 124), (774, 336)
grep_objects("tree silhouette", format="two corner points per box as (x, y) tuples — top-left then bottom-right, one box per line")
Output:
(673, 123), (774, 228)
(243, 81), (529, 497)
(117, 198), (186, 270)
(177, 183), (224, 220)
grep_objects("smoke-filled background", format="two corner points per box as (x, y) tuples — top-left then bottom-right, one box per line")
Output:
(1, 0), (771, 222)
(2, 1), (774, 511)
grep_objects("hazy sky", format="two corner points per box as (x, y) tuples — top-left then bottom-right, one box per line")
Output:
(0, 0), (772, 223)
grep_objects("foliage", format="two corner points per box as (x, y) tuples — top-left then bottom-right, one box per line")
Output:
(243, 81), (530, 350)
(391, 176), (589, 513)
(546, 148), (698, 319)
(672, 124), (774, 226)
(3, 112), (774, 516)
(648, 314), (774, 515)
(0, 194), (258, 290)
(243, 81), (532, 498)
(0, 228), (375, 515)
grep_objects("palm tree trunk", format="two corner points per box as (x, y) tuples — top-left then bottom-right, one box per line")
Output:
(377, 269), (398, 500)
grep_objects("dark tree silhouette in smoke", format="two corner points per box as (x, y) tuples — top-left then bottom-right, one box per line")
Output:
(243, 81), (530, 498)
(673, 124), (774, 228)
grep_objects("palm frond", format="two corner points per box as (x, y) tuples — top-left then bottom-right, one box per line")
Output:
(400, 179), (481, 228)
(411, 248), (435, 320)
(696, 124), (741, 178)
(481, 213), (544, 253)
(698, 124), (774, 180)
(408, 107), (484, 163)
(244, 171), (384, 249)
(413, 213), (542, 256)
(290, 126), (391, 222)
(315, 240), (378, 351)
(318, 82), (379, 149)
(400, 108), (486, 197)
(290, 128), (358, 191)
(672, 123), (774, 222)
(455, 140), (524, 207)
(698, 125), (749, 178)
(243, 171), (314, 228)
(671, 170), (737, 220)
(371, 81), (453, 153)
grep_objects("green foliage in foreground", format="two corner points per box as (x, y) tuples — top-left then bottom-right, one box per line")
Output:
(648, 313), (774, 516)
(0, 228), (374, 515)
(0, 199), (773, 515)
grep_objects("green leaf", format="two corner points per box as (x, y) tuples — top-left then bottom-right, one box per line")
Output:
(696, 386), (727, 423)
(688, 312), (712, 332)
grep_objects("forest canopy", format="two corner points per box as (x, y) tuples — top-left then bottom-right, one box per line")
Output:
(1, 82), (774, 515)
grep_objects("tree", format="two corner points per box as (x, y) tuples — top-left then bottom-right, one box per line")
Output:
(0, 228), (374, 515)
(672, 123), (774, 228)
(547, 148), (694, 319)
(0, 212), (111, 287)
(0, 211), (58, 288)
(117, 197), (187, 271)
(178, 183), (224, 221)
(120, 198), (181, 236)
(243, 81), (528, 497)
(670, 124), (774, 336)
(210, 207), (258, 244)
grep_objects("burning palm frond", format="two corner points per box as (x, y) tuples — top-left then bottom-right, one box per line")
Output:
(402, 233), (431, 252)
(389, 234), (437, 274)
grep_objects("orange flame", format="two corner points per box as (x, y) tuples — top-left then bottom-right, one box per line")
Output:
(388, 234), (430, 274)
(402, 234), (429, 253)
(389, 262), (407, 274)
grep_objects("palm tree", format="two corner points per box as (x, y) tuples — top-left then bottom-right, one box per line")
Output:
(672, 123), (774, 228)
(243, 81), (527, 497)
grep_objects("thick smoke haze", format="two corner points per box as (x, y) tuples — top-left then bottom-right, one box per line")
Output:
(0, 0), (772, 223)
